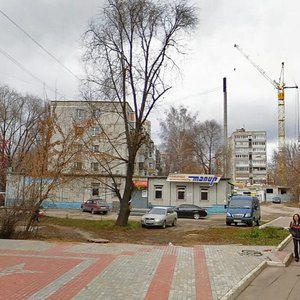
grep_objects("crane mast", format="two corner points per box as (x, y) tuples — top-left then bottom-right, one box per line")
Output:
(234, 44), (298, 150)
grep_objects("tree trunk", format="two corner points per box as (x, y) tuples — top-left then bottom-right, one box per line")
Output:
(116, 155), (135, 226)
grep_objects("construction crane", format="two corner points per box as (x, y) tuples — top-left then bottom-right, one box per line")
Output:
(234, 44), (298, 150)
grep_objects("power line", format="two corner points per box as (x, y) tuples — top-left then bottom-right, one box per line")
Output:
(0, 46), (64, 97)
(0, 8), (81, 81)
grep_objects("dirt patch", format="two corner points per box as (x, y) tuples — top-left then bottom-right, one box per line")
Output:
(30, 205), (291, 246)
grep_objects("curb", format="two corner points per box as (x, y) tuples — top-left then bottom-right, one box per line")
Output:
(276, 234), (292, 251)
(259, 216), (283, 229)
(220, 261), (267, 300)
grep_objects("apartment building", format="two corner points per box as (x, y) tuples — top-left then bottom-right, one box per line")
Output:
(229, 128), (267, 185)
(48, 100), (159, 203)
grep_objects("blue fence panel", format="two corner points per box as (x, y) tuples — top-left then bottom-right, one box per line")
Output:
(42, 201), (114, 210)
(42, 201), (82, 210)
(206, 205), (226, 215)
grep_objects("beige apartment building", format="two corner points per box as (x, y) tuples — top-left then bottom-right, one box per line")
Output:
(229, 128), (267, 186)
(47, 100), (158, 204)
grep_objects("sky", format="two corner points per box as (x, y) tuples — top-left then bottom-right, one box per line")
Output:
(0, 0), (299, 159)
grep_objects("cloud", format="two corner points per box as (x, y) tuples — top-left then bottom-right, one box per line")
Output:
(0, 0), (299, 155)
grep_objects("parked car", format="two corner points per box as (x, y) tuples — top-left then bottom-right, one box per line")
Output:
(272, 196), (282, 204)
(141, 206), (177, 229)
(174, 204), (207, 219)
(225, 195), (261, 227)
(81, 198), (110, 214)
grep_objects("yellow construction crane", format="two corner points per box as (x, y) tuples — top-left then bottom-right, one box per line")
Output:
(234, 44), (298, 150)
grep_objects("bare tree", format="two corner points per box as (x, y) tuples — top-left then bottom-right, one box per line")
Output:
(83, 0), (198, 225)
(0, 85), (44, 193)
(0, 100), (86, 238)
(160, 105), (198, 173)
(193, 120), (223, 174)
(271, 144), (300, 201)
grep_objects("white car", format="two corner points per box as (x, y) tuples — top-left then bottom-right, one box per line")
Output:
(141, 206), (177, 229)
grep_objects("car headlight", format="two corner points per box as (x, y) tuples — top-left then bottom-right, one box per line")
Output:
(226, 212), (231, 217)
(244, 213), (251, 217)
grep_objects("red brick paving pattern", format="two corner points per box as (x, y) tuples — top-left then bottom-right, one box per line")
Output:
(0, 256), (82, 300)
(0, 240), (285, 300)
(194, 246), (213, 300)
(144, 254), (177, 300)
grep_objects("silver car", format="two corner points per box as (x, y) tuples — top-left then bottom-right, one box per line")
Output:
(141, 206), (177, 229)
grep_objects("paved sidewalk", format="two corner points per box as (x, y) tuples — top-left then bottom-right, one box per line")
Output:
(0, 238), (291, 300)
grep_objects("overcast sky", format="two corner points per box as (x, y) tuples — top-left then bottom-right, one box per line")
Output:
(0, 0), (299, 158)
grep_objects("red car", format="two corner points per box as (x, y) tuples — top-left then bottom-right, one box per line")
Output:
(81, 198), (110, 214)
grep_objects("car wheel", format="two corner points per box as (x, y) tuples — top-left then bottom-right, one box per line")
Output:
(172, 218), (177, 226)
(247, 220), (254, 227)
(256, 219), (260, 226)
(141, 224), (145, 228)
(162, 221), (166, 229)
(193, 213), (200, 220)
(103, 211), (108, 215)
(226, 221), (231, 226)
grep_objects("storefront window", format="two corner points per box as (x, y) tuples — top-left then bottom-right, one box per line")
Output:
(177, 186), (186, 200)
(155, 185), (163, 199)
(201, 189), (208, 201)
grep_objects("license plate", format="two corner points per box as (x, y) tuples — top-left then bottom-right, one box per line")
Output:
(233, 219), (240, 223)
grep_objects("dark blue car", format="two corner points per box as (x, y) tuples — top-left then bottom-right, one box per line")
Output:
(226, 196), (261, 227)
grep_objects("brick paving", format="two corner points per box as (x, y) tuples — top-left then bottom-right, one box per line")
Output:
(0, 239), (291, 300)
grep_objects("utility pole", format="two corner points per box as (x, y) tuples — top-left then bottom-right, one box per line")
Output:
(223, 77), (228, 177)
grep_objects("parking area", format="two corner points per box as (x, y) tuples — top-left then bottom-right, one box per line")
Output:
(44, 203), (300, 231)
(45, 209), (227, 229)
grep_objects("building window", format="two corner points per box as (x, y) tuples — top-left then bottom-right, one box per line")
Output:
(76, 109), (85, 120)
(266, 188), (273, 193)
(91, 162), (99, 171)
(92, 145), (100, 152)
(74, 162), (82, 170)
(155, 185), (163, 199)
(93, 109), (101, 118)
(91, 183), (100, 196)
(91, 127), (101, 136)
(200, 189), (208, 201)
(177, 186), (186, 200)
(112, 182), (121, 196)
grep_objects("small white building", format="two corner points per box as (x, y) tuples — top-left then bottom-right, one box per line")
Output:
(148, 174), (231, 208)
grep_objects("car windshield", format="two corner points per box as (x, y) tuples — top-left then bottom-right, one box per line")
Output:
(229, 199), (252, 208)
(149, 208), (166, 215)
(96, 201), (107, 205)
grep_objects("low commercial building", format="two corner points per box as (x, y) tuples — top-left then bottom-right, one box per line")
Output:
(147, 174), (231, 209)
